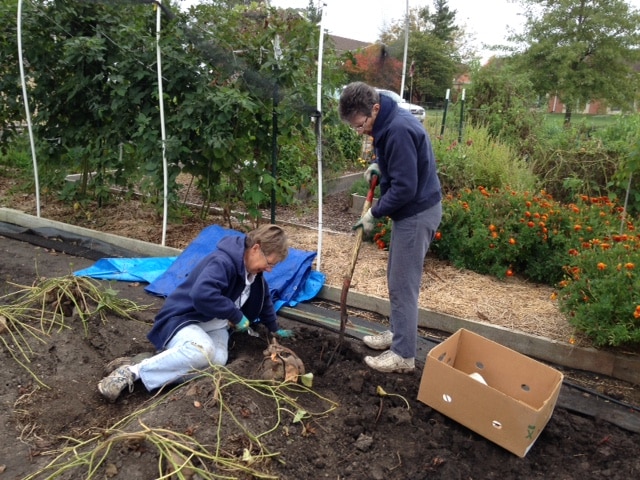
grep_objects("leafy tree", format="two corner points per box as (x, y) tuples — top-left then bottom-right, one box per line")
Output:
(468, 57), (542, 155)
(379, 3), (460, 105)
(511, 0), (640, 124)
(341, 44), (403, 89)
(1, 0), (353, 221)
(428, 0), (459, 42)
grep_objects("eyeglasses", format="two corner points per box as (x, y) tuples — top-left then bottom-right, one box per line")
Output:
(352, 116), (369, 131)
(259, 246), (276, 269)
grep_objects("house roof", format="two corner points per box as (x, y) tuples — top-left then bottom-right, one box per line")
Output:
(328, 35), (372, 53)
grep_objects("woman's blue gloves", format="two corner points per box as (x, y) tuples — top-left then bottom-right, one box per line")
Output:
(235, 315), (250, 332)
(274, 328), (294, 338)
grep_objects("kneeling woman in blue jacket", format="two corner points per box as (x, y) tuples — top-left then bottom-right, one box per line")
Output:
(98, 224), (292, 402)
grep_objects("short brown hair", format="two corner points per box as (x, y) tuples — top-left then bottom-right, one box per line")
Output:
(245, 224), (289, 262)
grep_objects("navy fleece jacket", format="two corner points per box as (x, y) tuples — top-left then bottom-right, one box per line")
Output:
(370, 94), (442, 221)
(147, 235), (279, 350)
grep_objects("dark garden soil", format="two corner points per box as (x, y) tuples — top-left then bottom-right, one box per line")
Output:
(1, 175), (640, 478)
(1, 232), (639, 480)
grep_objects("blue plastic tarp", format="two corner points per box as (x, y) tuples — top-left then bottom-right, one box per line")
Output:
(74, 257), (177, 283)
(74, 225), (325, 310)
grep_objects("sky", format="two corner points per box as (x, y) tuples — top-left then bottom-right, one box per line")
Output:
(267, 0), (640, 63)
(269, 0), (523, 63)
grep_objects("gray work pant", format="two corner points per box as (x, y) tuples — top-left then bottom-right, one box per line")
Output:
(388, 202), (442, 358)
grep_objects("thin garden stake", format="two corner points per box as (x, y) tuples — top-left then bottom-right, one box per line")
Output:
(440, 88), (450, 136)
(458, 88), (466, 143)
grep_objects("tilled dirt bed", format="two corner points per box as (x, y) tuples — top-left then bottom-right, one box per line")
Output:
(1, 234), (639, 479)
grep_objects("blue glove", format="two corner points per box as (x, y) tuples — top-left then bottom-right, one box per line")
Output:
(274, 328), (294, 338)
(352, 208), (376, 235)
(235, 315), (250, 333)
(364, 163), (380, 185)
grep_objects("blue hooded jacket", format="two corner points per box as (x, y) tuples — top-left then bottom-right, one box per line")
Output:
(147, 235), (279, 350)
(370, 94), (442, 221)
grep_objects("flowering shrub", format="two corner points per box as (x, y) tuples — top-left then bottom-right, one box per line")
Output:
(557, 210), (640, 347)
(430, 187), (640, 346)
(432, 187), (577, 283)
(371, 217), (392, 250)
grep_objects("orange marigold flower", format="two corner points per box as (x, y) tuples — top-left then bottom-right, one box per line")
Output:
(574, 225), (582, 231)
(568, 249), (579, 256)
(597, 262), (607, 270)
(488, 224), (497, 232)
(434, 231), (442, 241)
(625, 262), (635, 270)
(600, 243), (611, 250)
(525, 211), (531, 218)
(509, 238), (516, 245)
(506, 269), (514, 277)
(527, 221), (535, 228)
(491, 231), (498, 239)
(525, 201), (532, 208)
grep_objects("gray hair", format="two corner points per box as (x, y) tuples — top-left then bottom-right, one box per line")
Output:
(339, 82), (380, 122)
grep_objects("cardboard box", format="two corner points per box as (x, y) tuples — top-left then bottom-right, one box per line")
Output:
(417, 328), (563, 457)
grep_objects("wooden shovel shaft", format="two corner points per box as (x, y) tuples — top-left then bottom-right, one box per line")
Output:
(338, 175), (378, 345)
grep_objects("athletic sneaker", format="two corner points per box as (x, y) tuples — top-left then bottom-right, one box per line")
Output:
(363, 330), (393, 350)
(103, 352), (154, 376)
(98, 366), (136, 402)
(364, 350), (415, 373)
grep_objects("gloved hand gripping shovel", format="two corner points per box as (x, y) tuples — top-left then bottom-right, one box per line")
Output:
(327, 174), (378, 366)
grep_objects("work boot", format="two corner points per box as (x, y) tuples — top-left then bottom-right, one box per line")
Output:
(364, 350), (415, 373)
(363, 330), (393, 350)
(98, 366), (136, 402)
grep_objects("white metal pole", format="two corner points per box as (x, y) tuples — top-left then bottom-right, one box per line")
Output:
(315, 2), (326, 271)
(399, 0), (409, 99)
(156, 1), (168, 246)
(17, 0), (41, 217)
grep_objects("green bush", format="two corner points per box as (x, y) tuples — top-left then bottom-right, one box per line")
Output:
(433, 124), (539, 194)
(349, 178), (380, 197)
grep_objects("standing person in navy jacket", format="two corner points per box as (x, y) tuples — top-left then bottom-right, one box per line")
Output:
(339, 82), (442, 373)
(98, 224), (293, 402)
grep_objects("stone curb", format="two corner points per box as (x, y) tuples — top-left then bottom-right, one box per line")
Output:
(2, 207), (638, 385)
